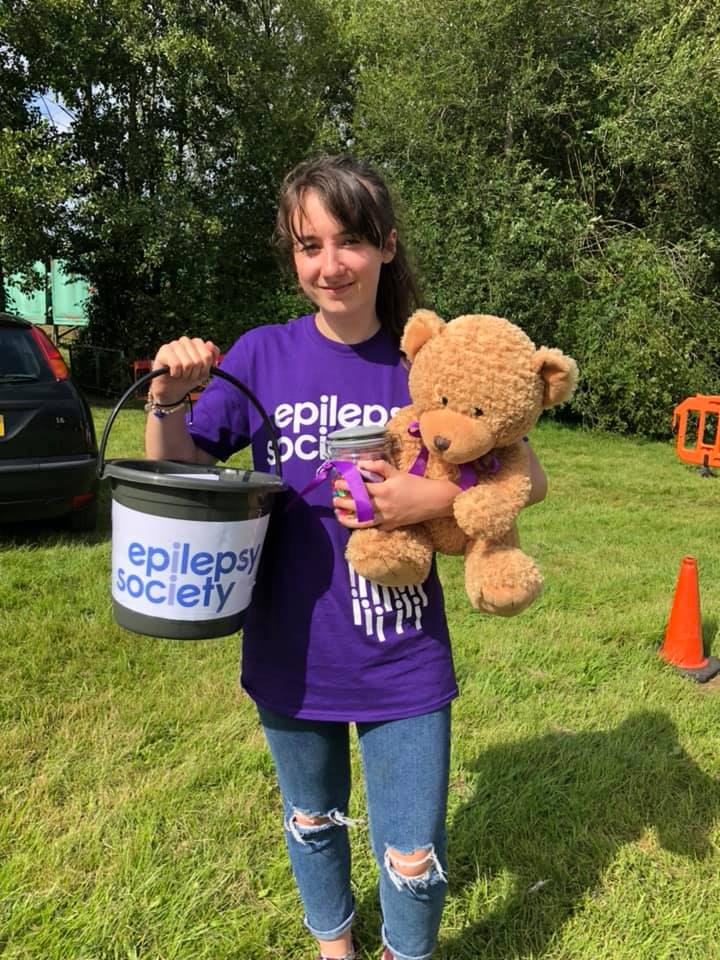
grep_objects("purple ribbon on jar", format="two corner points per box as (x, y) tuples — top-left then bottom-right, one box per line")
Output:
(291, 458), (376, 522)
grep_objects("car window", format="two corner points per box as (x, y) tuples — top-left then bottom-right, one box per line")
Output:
(0, 329), (51, 381)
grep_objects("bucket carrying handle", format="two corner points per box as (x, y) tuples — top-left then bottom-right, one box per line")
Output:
(97, 365), (283, 480)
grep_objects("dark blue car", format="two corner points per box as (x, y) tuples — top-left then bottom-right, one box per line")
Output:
(0, 312), (98, 531)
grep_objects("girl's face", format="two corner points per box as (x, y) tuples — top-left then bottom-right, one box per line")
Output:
(291, 189), (396, 333)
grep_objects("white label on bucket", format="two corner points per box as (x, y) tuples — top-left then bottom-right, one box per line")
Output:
(111, 501), (269, 621)
(167, 473), (221, 481)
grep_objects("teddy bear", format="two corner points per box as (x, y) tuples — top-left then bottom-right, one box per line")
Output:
(345, 310), (578, 616)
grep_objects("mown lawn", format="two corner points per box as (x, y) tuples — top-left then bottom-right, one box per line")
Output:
(2, 407), (720, 960)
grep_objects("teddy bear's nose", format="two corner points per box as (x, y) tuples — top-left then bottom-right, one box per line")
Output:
(433, 435), (451, 452)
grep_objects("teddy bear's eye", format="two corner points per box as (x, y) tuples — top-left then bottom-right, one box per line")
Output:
(440, 396), (448, 406)
(473, 406), (484, 417)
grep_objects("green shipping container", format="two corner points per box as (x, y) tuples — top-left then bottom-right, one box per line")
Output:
(50, 260), (91, 324)
(2, 264), (47, 323)
(3, 260), (90, 326)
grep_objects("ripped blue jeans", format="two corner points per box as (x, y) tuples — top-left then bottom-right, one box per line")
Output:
(257, 705), (451, 960)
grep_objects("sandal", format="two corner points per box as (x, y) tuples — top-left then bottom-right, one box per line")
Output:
(317, 936), (357, 960)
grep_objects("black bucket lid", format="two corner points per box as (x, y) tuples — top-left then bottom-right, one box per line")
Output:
(103, 459), (285, 494)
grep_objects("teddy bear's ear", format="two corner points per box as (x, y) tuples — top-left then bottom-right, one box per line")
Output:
(401, 310), (445, 361)
(532, 347), (578, 408)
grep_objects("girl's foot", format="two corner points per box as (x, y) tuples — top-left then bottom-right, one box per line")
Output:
(317, 935), (356, 960)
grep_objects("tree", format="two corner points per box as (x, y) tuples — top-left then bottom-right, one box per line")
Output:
(344, 0), (633, 339)
(344, 0), (720, 436)
(0, 33), (83, 307)
(1, 0), (352, 352)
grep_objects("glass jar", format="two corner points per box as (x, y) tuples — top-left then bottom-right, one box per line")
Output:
(326, 425), (390, 481)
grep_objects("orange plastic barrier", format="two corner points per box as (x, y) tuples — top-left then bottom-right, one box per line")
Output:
(131, 358), (152, 379)
(672, 395), (720, 470)
(130, 358), (153, 397)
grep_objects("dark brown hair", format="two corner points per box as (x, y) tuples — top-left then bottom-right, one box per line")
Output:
(274, 154), (419, 347)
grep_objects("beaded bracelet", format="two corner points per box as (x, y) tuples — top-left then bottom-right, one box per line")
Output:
(144, 391), (193, 421)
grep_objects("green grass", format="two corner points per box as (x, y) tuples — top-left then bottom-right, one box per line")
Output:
(2, 410), (720, 960)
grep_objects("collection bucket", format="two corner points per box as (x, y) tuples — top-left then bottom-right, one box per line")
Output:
(98, 365), (285, 640)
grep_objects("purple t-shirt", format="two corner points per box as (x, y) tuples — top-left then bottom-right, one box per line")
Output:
(187, 314), (458, 721)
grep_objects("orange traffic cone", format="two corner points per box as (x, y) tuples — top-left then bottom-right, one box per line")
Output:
(659, 556), (720, 682)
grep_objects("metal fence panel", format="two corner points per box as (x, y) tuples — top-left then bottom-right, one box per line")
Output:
(69, 344), (128, 395)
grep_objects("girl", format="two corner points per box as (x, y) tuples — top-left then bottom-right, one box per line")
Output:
(145, 155), (547, 960)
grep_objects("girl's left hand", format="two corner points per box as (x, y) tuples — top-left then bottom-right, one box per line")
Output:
(332, 460), (459, 531)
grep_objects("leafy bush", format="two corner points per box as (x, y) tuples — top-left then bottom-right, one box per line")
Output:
(558, 228), (720, 437)
(389, 159), (587, 344)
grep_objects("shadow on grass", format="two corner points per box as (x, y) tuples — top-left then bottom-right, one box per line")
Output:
(435, 710), (719, 959)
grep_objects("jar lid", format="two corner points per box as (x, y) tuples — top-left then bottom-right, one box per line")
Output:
(327, 425), (387, 441)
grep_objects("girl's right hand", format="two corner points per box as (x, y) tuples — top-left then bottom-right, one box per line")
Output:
(150, 337), (221, 404)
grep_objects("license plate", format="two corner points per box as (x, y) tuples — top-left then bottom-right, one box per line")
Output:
(0, 415), (4, 438)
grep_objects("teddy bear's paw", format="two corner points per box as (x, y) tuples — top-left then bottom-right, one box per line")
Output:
(345, 527), (433, 587)
(466, 549), (543, 617)
(453, 491), (516, 541)
(473, 581), (543, 617)
(427, 516), (467, 555)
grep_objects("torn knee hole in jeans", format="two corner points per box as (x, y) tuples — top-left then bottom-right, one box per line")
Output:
(384, 844), (447, 890)
(285, 807), (361, 844)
